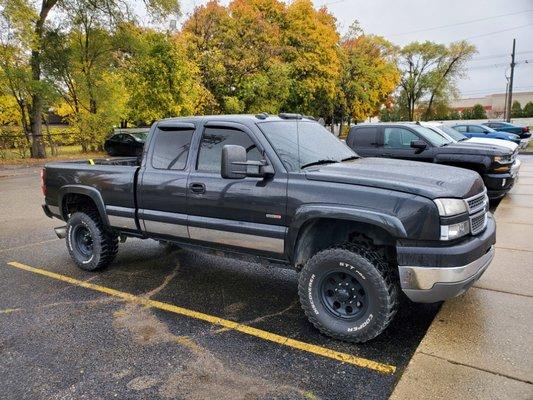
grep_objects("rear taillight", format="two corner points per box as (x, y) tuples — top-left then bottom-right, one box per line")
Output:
(40, 168), (46, 196)
(523, 127), (529, 133)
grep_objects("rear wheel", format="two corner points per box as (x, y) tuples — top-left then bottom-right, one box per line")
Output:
(298, 244), (399, 343)
(66, 211), (118, 271)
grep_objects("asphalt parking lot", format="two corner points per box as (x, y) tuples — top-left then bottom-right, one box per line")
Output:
(0, 166), (446, 399)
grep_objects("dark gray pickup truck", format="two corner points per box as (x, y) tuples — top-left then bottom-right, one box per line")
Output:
(42, 114), (496, 342)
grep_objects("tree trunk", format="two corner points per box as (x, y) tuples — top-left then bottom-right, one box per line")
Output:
(29, 0), (58, 158)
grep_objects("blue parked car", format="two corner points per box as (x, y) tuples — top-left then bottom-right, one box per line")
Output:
(483, 121), (531, 139)
(451, 124), (524, 147)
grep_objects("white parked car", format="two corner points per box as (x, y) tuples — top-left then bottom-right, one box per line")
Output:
(420, 122), (519, 152)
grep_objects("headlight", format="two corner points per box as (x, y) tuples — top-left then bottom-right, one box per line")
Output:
(493, 155), (512, 164)
(434, 198), (468, 216)
(440, 220), (470, 241)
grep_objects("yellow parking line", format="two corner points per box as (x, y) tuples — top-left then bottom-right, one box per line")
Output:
(6, 261), (396, 374)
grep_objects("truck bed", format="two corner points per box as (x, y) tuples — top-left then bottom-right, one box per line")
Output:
(43, 157), (141, 225)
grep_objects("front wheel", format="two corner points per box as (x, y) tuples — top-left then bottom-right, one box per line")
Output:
(298, 244), (399, 343)
(66, 211), (118, 271)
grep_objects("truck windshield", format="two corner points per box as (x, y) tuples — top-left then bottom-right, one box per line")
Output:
(259, 121), (356, 172)
(412, 125), (451, 147)
(439, 125), (468, 141)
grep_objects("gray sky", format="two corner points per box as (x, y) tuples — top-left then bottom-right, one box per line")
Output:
(168, 0), (533, 99)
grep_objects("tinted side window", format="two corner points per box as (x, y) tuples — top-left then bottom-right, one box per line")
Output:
(454, 125), (467, 132)
(469, 126), (485, 133)
(197, 127), (261, 173)
(151, 129), (194, 170)
(383, 127), (418, 149)
(350, 127), (378, 148)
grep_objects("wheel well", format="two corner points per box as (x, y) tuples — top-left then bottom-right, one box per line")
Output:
(293, 218), (397, 270)
(61, 193), (99, 219)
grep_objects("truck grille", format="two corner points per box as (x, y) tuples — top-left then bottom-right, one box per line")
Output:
(466, 189), (488, 235)
(470, 211), (487, 235)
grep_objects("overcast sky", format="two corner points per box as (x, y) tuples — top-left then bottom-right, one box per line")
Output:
(164, 0), (533, 99)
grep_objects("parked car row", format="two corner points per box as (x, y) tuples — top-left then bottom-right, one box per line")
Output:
(451, 123), (528, 148)
(347, 122), (521, 200)
(44, 114), (498, 343)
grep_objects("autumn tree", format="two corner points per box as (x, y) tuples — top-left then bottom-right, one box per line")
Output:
(183, 0), (340, 117)
(183, 0), (291, 114)
(282, 0), (340, 117)
(336, 24), (399, 134)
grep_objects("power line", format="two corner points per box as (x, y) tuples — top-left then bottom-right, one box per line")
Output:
(466, 59), (531, 70)
(469, 50), (533, 62)
(463, 23), (533, 41)
(388, 10), (533, 37)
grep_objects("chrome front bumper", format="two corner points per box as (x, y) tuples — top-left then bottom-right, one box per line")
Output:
(399, 246), (495, 303)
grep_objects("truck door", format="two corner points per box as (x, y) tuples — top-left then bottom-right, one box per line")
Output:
(186, 122), (287, 257)
(347, 126), (381, 157)
(380, 126), (433, 162)
(137, 123), (196, 239)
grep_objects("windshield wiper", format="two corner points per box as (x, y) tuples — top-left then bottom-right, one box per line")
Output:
(341, 156), (358, 162)
(301, 159), (338, 169)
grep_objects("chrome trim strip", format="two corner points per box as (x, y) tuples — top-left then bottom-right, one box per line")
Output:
(108, 215), (137, 230)
(144, 220), (189, 238)
(189, 226), (284, 254)
(106, 205), (137, 230)
(399, 246), (494, 290)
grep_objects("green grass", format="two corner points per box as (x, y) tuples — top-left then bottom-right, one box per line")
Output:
(0, 145), (105, 164)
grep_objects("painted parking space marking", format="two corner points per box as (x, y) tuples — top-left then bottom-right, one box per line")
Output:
(6, 261), (396, 374)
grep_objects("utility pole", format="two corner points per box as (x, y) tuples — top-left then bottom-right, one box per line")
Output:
(503, 80), (509, 120)
(506, 39), (516, 122)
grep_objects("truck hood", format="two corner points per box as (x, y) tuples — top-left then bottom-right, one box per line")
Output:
(305, 157), (484, 199)
(464, 137), (518, 152)
(439, 142), (513, 156)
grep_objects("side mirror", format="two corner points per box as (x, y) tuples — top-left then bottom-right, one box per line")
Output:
(410, 140), (427, 150)
(221, 145), (274, 179)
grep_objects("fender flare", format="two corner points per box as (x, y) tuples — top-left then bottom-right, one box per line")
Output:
(286, 204), (407, 261)
(57, 185), (109, 225)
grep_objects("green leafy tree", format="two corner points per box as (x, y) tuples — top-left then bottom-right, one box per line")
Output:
(523, 101), (533, 118)
(461, 108), (473, 120)
(120, 28), (212, 125)
(511, 100), (523, 118)
(0, 0), (179, 158)
(471, 103), (487, 119)
(398, 40), (475, 121)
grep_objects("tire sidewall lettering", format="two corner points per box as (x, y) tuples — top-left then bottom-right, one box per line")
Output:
(308, 273), (320, 315)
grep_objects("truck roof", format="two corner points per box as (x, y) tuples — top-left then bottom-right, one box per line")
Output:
(156, 114), (318, 127)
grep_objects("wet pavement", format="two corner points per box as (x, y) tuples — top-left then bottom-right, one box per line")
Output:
(0, 166), (441, 400)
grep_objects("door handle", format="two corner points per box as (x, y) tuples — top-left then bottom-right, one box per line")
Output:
(189, 182), (206, 194)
